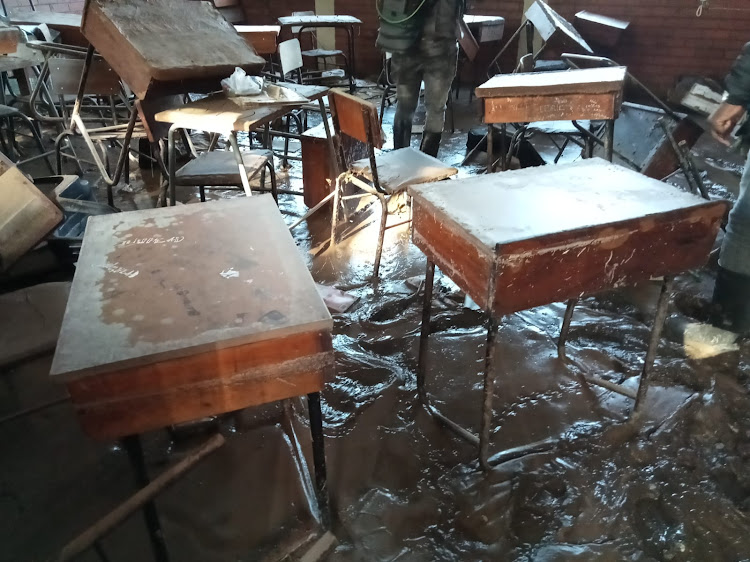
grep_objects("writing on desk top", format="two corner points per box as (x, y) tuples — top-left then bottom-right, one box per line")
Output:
(50, 197), (331, 379)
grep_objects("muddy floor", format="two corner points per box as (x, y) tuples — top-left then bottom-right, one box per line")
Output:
(3, 91), (750, 561)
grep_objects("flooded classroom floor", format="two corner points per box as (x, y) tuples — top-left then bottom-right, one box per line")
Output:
(4, 92), (750, 561)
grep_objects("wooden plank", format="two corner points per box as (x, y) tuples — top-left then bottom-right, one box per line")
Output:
(66, 330), (332, 403)
(329, 89), (383, 148)
(411, 197), (494, 310)
(81, 0), (265, 99)
(70, 366), (331, 439)
(0, 25), (20, 55)
(483, 91), (621, 123)
(492, 205), (725, 314)
(475, 67), (626, 98)
(0, 167), (63, 271)
(235, 25), (280, 55)
(50, 196), (332, 380)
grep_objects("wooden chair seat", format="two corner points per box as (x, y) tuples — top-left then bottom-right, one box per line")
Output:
(351, 147), (458, 194)
(176, 150), (269, 186)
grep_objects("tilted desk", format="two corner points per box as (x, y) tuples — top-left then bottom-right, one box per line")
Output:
(409, 159), (726, 469)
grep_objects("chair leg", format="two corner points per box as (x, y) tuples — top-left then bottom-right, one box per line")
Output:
(18, 113), (54, 174)
(372, 191), (388, 280)
(199, 186), (206, 202)
(266, 160), (278, 204)
(329, 174), (343, 249)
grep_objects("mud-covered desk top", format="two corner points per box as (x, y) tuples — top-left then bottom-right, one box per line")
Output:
(409, 159), (727, 314)
(51, 196), (332, 381)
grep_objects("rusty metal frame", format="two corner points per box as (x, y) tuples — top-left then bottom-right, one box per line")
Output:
(417, 252), (674, 470)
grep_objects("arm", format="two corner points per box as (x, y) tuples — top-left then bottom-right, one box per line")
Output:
(709, 42), (750, 145)
(709, 102), (746, 146)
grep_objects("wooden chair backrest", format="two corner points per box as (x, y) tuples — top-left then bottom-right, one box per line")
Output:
(48, 58), (120, 96)
(458, 18), (479, 62)
(329, 89), (383, 150)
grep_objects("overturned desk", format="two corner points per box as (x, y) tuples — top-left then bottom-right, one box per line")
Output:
(50, 196), (335, 558)
(410, 158), (726, 469)
(475, 66), (626, 171)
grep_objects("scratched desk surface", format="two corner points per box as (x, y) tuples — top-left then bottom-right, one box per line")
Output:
(409, 158), (716, 249)
(51, 197), (331, 381)
(476, 67), (626, 98)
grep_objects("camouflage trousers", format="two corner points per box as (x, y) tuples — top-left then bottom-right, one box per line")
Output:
(391, 37), (458, 134)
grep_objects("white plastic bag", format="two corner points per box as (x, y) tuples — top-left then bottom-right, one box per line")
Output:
(221, 67), (263, 97)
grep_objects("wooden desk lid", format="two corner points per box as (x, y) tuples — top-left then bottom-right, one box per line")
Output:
(51, 196), (332, 381)
(81, 0), (266, 99)
(476, 66), (626, 99)
(409, 158), (727, 251)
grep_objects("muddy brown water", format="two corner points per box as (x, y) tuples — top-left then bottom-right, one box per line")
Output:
(3, 101), (750, 561)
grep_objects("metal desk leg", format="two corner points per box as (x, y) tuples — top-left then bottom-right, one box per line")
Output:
(347, 26), (355, 93)
(478, 315), (500, 471)
(167, 124), (178, 207)
(500, 124), (507, 171)
(307, 392), (330, 528)
(557, 298), (578, 355)
(486, 124), (493, 174)
(229, 131), (252, 197)
(633, 276), (673, 414)
(604, 119), (615, 162)
(417, 260), (436, 404)
(121, 435), (170, 562)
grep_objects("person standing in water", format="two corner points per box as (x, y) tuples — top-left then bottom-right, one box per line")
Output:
(376, 0), (465, 158)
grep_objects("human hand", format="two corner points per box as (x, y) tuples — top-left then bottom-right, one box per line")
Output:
(709, 102), (746, 146)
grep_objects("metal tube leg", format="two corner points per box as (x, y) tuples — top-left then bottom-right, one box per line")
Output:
(500, 124), (507, 171)
(229, 132), (252, 197)
(267, 160), (278, 203)
(372, 192), (388, 280)
(479, 315), (500, 471)
(121, 435), (170, 562)
(417, 260), (436, 404)
(558, 298), (578, 356)
(307, 392), (330, 528)
(486, 124), (493, 174)
(633, 276), (673, 415)
(604, 119), (615, 162)
(329, 174), (343, 248)
(167, 125), (178, 207)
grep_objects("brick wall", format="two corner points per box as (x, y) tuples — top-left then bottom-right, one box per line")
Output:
(9, 0), (749, 97)
(241, 0), (750, 96)
(7, 0), (84, 14)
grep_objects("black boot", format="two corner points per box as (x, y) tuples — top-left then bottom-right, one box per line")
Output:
(712, 265), (750, 334)
(393, 118), (413, 150)
(420, 132), (442, 158)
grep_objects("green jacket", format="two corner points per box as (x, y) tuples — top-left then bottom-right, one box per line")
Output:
(726, 42), (750, 108)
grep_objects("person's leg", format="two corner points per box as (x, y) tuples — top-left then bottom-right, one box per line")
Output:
(715, 151), (750, 332)
(392, 50), (423, 149)
(420, 39), (459, 157)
